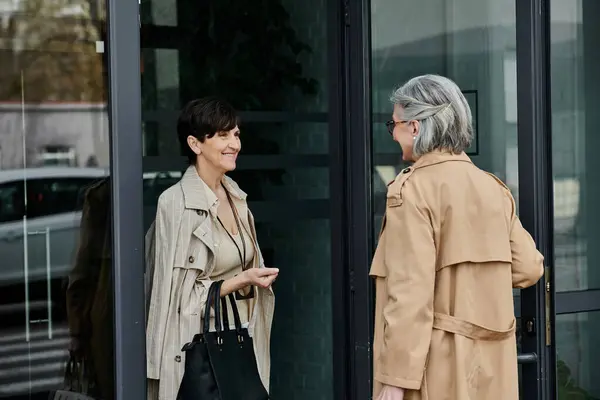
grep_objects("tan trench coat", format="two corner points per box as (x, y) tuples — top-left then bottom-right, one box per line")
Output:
(370, 151), (544, 400)
(145, 166), (275, 400)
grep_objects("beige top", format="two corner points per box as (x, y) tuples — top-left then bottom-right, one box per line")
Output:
(211, 218), (255, 327)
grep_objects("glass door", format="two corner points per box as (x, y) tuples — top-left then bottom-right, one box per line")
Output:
(369, 0), (551, 398)
(0, 1), (115, 399)
(139, 0), (346, 398)
(549, 0), (600, 398)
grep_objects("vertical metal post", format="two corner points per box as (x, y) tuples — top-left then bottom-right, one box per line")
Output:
(329, 1), (349, 399)
(516, 0), (555, 398)
(345, 0), (374, 398)
(21, 71), (30, 343)
(106, 0), (146, 399)
(23, 216), (30, 343)
(45, 227), (52, 339)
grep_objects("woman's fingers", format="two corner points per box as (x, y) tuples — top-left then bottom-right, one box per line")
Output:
(256, 267), (279, 276)
(256, 273), (278, 288)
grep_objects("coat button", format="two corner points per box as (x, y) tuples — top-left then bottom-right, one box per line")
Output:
(188, 256), (195, 263)
(402, 167), (411, 174)
(175, 355), (181, 362)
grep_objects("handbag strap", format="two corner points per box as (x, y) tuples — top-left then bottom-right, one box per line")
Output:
(220, 297), (230, 331)
(213, 280), (224, 336)
(215, 282), (242, 335)
(227, 293), (243, 334)
(202, 281), (220, 334)
(220, 292), (243, 334)
(203, 280), (244, 337)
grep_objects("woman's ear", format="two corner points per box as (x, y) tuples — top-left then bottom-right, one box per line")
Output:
(411, 120), (420, 136)
(187, 135), (202, 156)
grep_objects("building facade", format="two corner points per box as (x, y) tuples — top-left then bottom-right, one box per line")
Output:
(0, 0), (599, 399)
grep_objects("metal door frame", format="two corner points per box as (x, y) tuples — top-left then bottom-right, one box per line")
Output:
(108, 0), (355, 399)
(516, 0), (555, 399)
(342, 0), (558, 399)
(104, 0), (564, 399)
(106, 0), (147, 399)
(343, 0), (374, 399)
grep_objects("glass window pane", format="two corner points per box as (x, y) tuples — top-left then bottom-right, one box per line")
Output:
(0, 0), (113, 399)
(140, 0), (333, 398)
(551, 0), (600, 293)
(371, 0), (518, 231)
(371, 0), (521, 310)
(551, 1), (600, 398)
(556, 311), (600, 398)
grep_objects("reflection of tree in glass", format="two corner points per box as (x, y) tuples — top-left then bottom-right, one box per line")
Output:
(0, 0), (106, 103)
(176, 0), (318, 110)
(557, 359), (599, 400)
(183, 0), (319, 199)
(140, 0), (318, 200)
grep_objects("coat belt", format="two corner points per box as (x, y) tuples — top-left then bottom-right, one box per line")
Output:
(432, 312), (516, 341)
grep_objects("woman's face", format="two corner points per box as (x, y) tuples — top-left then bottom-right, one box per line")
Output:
(391, 104), (419, 162)
(188, 126), (241, 173)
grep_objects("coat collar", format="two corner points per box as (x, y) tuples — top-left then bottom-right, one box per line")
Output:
(180, 165), (247, 211)
(412, 150), (472, 170)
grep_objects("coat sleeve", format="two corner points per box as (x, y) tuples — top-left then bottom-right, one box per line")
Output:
(196, 277), (214, 318)
(507, 195), (544, 288)
(145, 193), (180, 380)
(376, 187), (436, 390)
(145, 220), (156, 320)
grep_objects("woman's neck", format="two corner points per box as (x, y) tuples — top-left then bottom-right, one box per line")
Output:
(194, 159), (224, 192)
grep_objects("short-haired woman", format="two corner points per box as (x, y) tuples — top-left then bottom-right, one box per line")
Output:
(145, 97), (278, 400)
(371, 75), (543, 400)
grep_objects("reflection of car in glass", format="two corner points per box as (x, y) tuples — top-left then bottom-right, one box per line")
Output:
(0, 168), (185, 314)
(0, 168), (184, 320)
(0, 167), (183, 397)
(0, 168), (108, 293)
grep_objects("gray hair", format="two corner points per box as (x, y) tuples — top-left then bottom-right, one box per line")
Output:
(390, 74), (473, 157)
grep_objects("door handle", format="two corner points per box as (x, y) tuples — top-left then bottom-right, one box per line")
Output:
(517, 353), (538, 364)
(544, 267), (552, 346)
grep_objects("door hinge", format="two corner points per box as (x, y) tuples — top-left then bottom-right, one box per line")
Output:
(344, 0), (350, 26)
(544, 267), (552, 346)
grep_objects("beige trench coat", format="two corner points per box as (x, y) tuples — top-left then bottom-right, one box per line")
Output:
(145, 166), (275, 400)
(370, 151), (544, 400)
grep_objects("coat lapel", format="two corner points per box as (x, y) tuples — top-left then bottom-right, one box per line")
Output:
(180, 166), (218, 257)
(192, 212), (216, 256)
(179, 166), (251, 265)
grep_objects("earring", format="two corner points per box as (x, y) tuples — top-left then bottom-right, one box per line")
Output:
(412, 136), (417, 140)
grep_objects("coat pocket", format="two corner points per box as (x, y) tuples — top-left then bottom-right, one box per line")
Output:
(179, 270), (207, 318)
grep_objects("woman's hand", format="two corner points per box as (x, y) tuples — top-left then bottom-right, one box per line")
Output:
(221, 267), (279, 296)
(244, 267), (279, 288)
(376, 385), (404, 400)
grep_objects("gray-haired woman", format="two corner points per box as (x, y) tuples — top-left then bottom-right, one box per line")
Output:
(370, 75), (543, 400)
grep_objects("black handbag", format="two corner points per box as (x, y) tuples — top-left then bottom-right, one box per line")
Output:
(176, 280), (269, 400)
(48, 352), (97, 400)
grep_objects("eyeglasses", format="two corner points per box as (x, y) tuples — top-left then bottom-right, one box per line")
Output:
(385, 120), (408, 135)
